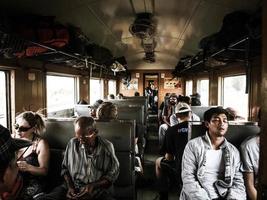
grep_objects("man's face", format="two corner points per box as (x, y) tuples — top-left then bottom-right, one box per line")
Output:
(169, 97), (177, 105)
(0, 157), (19, 193)
(205, 113), (228, 137)
(75, 124), (96, 146)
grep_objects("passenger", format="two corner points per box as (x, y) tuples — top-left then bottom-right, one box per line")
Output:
(107, 94), (115, 100)
(158, 94), (177, 147)
(89, 99), (103, 118)
(240, 135), (259, 200)
(169, 97), (200, 126)
(158, 93), (170, 125)
(40, 116), (120, 200)
(96, 102), (118, 121)
(116, 93), (124, 99)
(13, 111), (49, 200)
(0, 125), (32, 200)
(240, 109), (261, 200)
(180, 107), (246, 200)
(134, 91), (140, 96)
(225, 107), (245, 121)
(190, 93), (201, 106)
(155, 103), (191, 200)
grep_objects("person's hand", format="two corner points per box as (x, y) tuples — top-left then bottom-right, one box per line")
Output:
(66, 187), (77, 199)
(17, 161), (30, 172)
(75, 183), (95, 199)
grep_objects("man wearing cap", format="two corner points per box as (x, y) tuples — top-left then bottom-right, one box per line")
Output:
(155, 102), (191, 200)
(169, 96), (200, 126)
(0, 124), (32, 200)
(180, 107), (246, 200)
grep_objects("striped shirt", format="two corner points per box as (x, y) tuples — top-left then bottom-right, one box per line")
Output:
(61, 136), (120, 194)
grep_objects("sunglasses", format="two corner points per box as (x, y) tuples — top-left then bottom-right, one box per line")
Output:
(14, 124), (33, 132)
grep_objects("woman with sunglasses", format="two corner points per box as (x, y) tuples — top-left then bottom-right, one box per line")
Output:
(13, 111), (50, 200)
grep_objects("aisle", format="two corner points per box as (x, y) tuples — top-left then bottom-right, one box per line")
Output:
(136, 114), (180, 200)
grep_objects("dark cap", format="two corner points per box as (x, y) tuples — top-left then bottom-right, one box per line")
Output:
(0, 125), (32, 164)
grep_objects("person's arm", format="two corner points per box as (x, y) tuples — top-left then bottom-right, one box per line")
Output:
(226, 151), (246, 200)
(162, 116), (171, 126)
(243, 172), (257, 200)
(76, 142), (120, 199)
(169, 114), (178, 126)
(17, 139), (50, 176)
(61, 141), (76, 199)
(63, 173), (77, 199)
(162, 106), (171, 126)
(102, 142), (120, 183)
(181, 141), (211, 199)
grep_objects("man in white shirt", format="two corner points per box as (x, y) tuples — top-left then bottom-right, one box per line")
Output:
(180, 107), (246, 200)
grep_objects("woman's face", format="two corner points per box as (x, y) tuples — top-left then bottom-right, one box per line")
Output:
(14, 118), (34, 139)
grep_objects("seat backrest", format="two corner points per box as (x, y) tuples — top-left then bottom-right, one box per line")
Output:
(43, 118), (75, 149)
(226, 122), (260, 147)
(96, 120), (135, 152)
(106, 99), (147, 114)
(74, 104), (91, 117)
(191, 106), (217, 121)
(117, 106), (144, 124)
(190, 121), (260, 148)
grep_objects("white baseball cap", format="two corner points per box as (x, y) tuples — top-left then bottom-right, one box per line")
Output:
(175, 102), (191, 114)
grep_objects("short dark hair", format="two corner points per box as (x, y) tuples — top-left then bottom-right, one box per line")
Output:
(134, 91), (140, 96)
(178, 95), (190, 104)
(204, 107), (229, 122)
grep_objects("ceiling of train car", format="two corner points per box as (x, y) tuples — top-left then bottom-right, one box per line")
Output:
(0, 0), (262, 70)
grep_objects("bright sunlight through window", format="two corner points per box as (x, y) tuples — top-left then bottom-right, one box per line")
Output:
(0, 71), (7, 127)
(185, 80), (192, 97)
(90, 79), (103, 104)
(222, 75), (248, 120)
(197, 79), (209, 106)
(108, 80), (117, 97)
(46, 75), (75, 113)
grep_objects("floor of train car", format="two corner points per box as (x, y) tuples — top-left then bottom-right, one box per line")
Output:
(136, 112), (180, 200)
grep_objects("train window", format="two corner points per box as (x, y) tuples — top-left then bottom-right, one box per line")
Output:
(108, 80), (117, 96)
(46, 75), (76, 114)
(185, 80), (193, 96)
(0, 71), (8, 127)
(197, 79), (209, 106)
(90, 78), (103, 104)
(222, 75), (248, 119)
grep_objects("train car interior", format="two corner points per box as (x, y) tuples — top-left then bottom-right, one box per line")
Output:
(0, 0), (266, 199)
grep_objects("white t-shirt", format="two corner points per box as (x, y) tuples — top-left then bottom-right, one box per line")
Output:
(204, 149), (225, 199)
